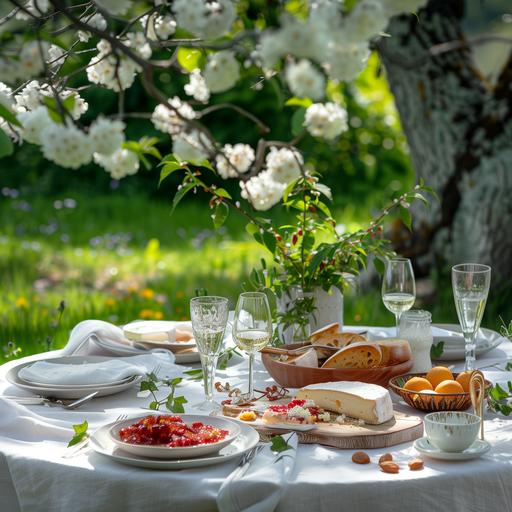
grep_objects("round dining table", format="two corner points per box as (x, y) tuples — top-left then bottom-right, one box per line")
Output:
(1, 325), (512, 512)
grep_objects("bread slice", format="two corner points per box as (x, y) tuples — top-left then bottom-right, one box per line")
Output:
(376, 338), (411, 367)
(287, 348), (318, 368)
(321, 342), (382, 369)
(310, 323), (340, 341)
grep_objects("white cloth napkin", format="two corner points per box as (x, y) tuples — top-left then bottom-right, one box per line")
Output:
(19, 353), (180, 386)
(217, 433), (298, 512)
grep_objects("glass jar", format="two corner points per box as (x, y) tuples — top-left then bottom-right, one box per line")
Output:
(399, 310), (433, 373)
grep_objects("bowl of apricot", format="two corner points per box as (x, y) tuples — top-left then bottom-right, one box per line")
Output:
(388, 366), (492, 412)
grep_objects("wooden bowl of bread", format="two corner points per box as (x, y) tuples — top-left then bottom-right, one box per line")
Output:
(261, 323), (413, 388)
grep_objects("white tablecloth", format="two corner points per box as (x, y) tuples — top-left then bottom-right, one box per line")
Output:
(1, 326), (512, 512)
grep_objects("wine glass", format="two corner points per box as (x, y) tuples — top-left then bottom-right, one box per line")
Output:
(452, 264), (491, 371)
(232, 292), (273, 401)
(382, 257), (416, 336)
(190, 296), (229, 411)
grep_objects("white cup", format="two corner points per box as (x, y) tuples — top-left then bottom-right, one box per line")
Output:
(424, 412), (480, 452)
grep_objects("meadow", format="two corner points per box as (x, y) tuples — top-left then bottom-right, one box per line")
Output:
(2, 188), (510, 365)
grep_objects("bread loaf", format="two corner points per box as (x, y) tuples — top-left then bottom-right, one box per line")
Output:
(309, 324), (367, 359)
(321, 342), (382, 369)
(310, 323), (340, 341)
(377, 338), (411, 366)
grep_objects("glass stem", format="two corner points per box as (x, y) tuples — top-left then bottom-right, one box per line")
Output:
(395, 313), (401, 337)
(248, 352), (255, 400)
(200, 353), (218, 402)
(464, 331), (476, 371)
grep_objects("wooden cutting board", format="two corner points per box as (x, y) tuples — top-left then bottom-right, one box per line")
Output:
(222, 402), (423, 450)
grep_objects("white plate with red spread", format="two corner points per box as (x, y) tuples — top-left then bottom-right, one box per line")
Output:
(90, 417), (259, 469)
(108, 414), (241, 459)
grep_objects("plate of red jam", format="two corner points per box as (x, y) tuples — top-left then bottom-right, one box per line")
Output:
(109, 414), (241, 459)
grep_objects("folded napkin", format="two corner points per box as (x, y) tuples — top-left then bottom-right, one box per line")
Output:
(18, 353), (179, 386)
(217, 433), (298, 512)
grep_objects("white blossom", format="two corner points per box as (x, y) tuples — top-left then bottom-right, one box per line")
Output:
(240, 170), (285, 211)
(141, 14), (176, 41)
(304, 102), (348, 139)
(78, 13), (107, 42)
(309, 0), (342, 32)
(151, 96), (196, 135)
(172, 0), (235, 39)
(48, 45), (65, 69)
(279, 16), (328, 63)
(285, 60), (325, 100)
(40, 122), (93, 169)
(383, 0), (428, 16)
(18, 106), (52, 145)
(94, 0), (132, 15)
(204, 51), (240, 93)
(15, 0), (49, 20)
(127, 32), (152, 60)
(345, 0), (389, 42)
(216, 143), (254, 179)
(94, 148), (139, 179)
(265, 147), (303, 184)
(184, 69), (210, 102)
(19, 41), (48, 79)
(0, 82), (13, 110)
(172, 130), (212, 162)
(325, 39), (370, 82)
(89, 118), (125, 156)
(258, 32), (284, 69)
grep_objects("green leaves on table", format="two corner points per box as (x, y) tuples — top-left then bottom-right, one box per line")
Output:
(67, 420), (89, 447)
(140, 372), (188, 413)
(488, 382), (512, 416)
(270, 434), (293, 454)
(430, 341), (444, 359)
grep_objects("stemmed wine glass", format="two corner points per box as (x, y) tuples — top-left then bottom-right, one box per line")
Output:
(382, 257), (416, 336)
(232, 292), (273, 401)
(190, 296), (229, 411)
(452, 263), (491, 371)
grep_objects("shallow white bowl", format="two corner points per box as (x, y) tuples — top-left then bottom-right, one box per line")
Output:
(424, 411), (480, 452)
(108, 414), (241, 459)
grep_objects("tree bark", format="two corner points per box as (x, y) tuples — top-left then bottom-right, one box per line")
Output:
(378, 0), (512, 286)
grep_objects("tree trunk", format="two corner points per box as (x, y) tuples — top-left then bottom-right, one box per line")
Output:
(378, 0), (512, 286)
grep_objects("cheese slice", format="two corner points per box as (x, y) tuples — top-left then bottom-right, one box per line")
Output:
(295, 381), (394, 425)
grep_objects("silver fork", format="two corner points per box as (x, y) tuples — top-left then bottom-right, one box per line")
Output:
(63, 413), (128, 459)
(6, 391), (98, 410)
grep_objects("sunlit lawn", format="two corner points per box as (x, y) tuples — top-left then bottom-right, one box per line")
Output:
(1, 191), (510, 364)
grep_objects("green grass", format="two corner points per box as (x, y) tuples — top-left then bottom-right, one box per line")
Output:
(1, 192), (510, 364)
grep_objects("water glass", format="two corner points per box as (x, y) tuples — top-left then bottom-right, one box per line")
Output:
(232, 292), (272, 400)
(452, 264), (491, 371)
(190, 296), (229, 411)
(399, 310), (433, 373)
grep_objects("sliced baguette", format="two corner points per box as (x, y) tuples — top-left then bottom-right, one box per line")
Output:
(310, 323), (340, 341)
(376, 338), (411, 367)
(321, 342), (382, 369)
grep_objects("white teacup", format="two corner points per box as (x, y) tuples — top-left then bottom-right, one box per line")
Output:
(424, 412), (480, 453)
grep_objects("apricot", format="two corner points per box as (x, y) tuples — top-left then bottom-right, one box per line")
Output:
(435, 379), (464, 394)
(404, 377), (433, 392)
(455, 371), (473, 393)
(426, 366), (454, 388)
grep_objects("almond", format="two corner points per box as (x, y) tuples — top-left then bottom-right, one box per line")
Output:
(408, 459), (424, 471)
(352, 451), (370, 464)
(379, 461), (399, 474)
(379, 453), (393, 464)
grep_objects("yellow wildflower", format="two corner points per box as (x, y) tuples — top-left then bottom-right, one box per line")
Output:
(15, 297), (28, 308)
(140, 288), (155, 299)
(105, 298), (116, 307)
(153, 311), (164, 320)
(139, 309), (155, 319)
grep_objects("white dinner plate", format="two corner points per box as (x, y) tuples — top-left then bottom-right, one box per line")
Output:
(123, 321), (196, 349)
(90, 418), (259, 470)
(431, 324), (504, 361)
(108, 414), (241, 459)
(414, 437), (491, 460)
(18, 372), (134, 389)
(5, 356), (142, 399)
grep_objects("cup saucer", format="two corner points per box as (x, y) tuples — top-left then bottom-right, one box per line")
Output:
(414, 437), (491, 461)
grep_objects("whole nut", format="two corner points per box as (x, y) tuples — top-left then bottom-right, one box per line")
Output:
(408, 459), (424, 471)
(379, 453), (393, 464)
(352, 451), (370, 464)
(379, 461), (400, 474)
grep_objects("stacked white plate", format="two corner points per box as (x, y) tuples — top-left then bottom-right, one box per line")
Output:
(6, 356), (142, 399)
(90, 414), (260, 470)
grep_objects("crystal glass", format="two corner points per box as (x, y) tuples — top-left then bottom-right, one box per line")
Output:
(452, 263), (491, 371)
(382, 257), (416, 335)
(190, 296), (229, 411)
(232, 292), (272, 400)
(399, 310), (433, 373)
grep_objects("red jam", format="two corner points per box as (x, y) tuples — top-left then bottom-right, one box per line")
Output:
(118, 415), (229, 447)
(267, 399), (320, 420)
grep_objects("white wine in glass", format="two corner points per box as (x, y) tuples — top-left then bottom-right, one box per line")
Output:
(452, 263), (491, 371)
(233, 292), (272, 401)
(382, 258), (416, 335)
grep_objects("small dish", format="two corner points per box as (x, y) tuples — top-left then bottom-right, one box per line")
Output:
(424, 411), (480, 452)
(108, 414), (241, 459)
(414, 437), (490, 460)
(123, 320), (196, 348)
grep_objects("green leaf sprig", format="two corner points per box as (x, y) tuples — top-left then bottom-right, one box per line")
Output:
(139, 372), (188, 413)
(183, 347), (242, 381)
(488, 382), (512, 416)
(270, 434), (293, 454)
(430, 341), (444, 359)
(67, 420), (89, 448)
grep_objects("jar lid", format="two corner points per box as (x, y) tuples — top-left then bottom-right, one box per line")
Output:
(401, 309), (432, 321)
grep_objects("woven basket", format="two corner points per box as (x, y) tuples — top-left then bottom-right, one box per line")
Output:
(388, 372), (492, 413)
